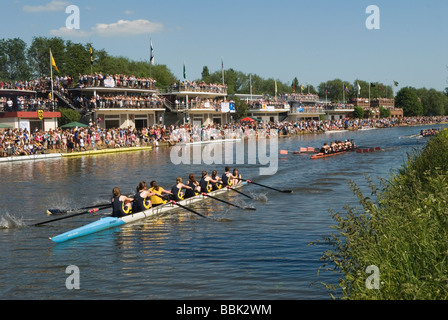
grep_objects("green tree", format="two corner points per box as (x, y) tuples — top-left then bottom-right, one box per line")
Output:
(27, 36), (65, 78)
(416, 88), (447, 116)
(58, 108), (81, 126)
(0, 38), (32, 80)
(395, 87), (423, 116)
(353, 106), (364, 119)
(379, 106), (391, 118)
(201, 66), (210, 82)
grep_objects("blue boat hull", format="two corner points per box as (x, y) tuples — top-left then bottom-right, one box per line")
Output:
(50, 217), (126, 243)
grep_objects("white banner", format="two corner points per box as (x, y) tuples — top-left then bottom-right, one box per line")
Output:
(221, 102), (230, 113)
(104, 78), (115, 88)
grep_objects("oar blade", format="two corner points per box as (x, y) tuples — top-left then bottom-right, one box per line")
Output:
(47, 209), (68, 215)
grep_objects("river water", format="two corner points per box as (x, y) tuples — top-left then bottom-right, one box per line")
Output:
(0, 124), (439, 300)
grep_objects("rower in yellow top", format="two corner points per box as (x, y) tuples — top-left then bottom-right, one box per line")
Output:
(132, 181), (157, 213)
(111, 187), (134, 218)
(170, 177), (193, 202)
(149, 181), (173, 207)
(199, 171), (220, 194)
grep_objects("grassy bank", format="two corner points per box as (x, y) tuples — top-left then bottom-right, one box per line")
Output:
(318, 129), (448, 299)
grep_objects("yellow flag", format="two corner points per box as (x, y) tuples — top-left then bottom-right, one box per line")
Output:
(50, 49), (59, 73)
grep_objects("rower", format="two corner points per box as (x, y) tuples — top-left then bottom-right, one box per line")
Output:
(170, 177), (193, 201)
(330, 141), (337, 153)
(211, 170), (222, 191)
(132, 181), (156, 213)
(111, 187), (134, 218)
(221, 166), (236, 188)
(184, 173), (200, 199)
(320, 142), (331, 154)
(149, 181), (172, 207)
(199, 171), (219, 194)
(232, 168), (242, 186)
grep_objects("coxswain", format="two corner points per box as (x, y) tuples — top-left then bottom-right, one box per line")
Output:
(170, 177), (193, 202)
(132, 181), (156, 213)
(199, 171), (219, 194)
(111, 187), (133, 218)
(184, 173), (200, 199)
(221, 166), (236, 188)
(149, 181), (172, 207)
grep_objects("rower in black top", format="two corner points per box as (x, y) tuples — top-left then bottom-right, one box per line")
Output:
(132, 181), (156, 213)
(111, 187), (134, 218)
(221, 166), (237, 188)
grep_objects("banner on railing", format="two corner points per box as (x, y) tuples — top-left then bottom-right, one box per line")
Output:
(229, 101), (235, 113)
(221, 102), (229, 113)
(104, 78), (115, 88)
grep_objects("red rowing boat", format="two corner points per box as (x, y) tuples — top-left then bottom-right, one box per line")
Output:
(310, 147), (358, 159)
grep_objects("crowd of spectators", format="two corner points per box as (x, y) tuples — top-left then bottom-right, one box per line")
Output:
(0, 125), (171, 157)
(1, 115), (447, 158)
(0, 96), (57, 112)
(73, 94), (167, 113)
(168, 81), (227, 94)
(77, 73), (157, 90)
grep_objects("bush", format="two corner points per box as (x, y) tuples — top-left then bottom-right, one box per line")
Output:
(316, 129), (448, 299)
(58, 108), (81, 127)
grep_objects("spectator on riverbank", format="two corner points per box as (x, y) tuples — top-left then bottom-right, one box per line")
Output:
(1, 115), (447, 158)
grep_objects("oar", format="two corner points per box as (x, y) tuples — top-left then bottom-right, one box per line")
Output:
(34, 207), (105, 227)
(47, 203), (112, 215)
(169, 200), (209, 219)
(240, 179), (293, 194)
(202, 193), (256, 210)
(226, 186), (253, 199)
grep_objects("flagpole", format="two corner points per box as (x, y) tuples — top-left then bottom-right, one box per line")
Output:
(50, 48), (54, 111)
(221, 57), (225, 85)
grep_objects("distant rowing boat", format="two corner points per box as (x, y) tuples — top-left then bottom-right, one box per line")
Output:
(310, 147), (357, 159)
(50, 182), (247, 243)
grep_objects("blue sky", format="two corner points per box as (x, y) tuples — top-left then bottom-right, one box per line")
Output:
(3, 0), (448, 91)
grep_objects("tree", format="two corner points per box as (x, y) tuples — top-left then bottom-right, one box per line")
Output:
(353, 106), (364, 119)
(395, 87), (423, 116)
(416, 88), (447, 116)
(201, 66), (210, 82)
(379, 106), (391, 118)
(0, 38), (32, 80)
(58, 108), (81, 126)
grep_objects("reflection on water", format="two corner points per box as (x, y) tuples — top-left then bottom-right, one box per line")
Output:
(0, 124), (439, 299)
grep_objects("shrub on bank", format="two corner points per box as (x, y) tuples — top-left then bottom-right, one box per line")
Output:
(318, 129), (448, 299)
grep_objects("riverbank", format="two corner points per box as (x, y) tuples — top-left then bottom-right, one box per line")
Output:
(0, 145), (155, 163)
(319, 129), (448, 299)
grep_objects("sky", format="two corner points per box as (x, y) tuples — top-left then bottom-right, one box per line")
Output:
(2, 0), (448, 92)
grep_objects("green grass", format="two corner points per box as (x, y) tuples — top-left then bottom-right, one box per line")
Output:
(316, 129), (448, 299)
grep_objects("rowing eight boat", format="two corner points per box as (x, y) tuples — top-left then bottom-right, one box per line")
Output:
(50, 182), (248, 243)
(310, 147), (357, 159)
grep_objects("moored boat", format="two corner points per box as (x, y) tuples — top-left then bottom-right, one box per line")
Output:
(50, 182), (247, 243)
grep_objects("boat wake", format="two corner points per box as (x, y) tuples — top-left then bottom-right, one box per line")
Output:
(0, 213), (26, 229)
